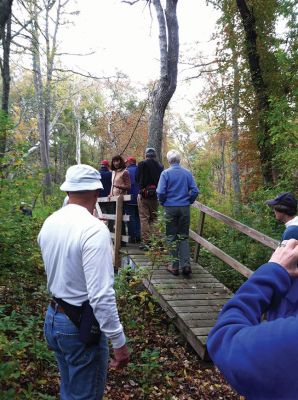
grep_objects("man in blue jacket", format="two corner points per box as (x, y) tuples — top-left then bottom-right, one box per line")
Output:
(207, 239), (298, 400)
(265, 192), (298, 320)
(157, 150), (199, 276)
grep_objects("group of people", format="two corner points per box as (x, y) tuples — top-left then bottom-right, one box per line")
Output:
(37, 144), (298, 399)
(98, 148), (200, 276)
(37, 147), (199, 399)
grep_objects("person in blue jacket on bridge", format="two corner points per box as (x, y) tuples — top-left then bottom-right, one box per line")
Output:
(207, 239), (298, 400)
(157, 149), (199, 276)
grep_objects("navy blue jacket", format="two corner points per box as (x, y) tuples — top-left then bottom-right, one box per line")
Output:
(99, 166), (112, 197)
(267, 217), (298, 320)
(207, 262), (298, 400)
(157, 163), (199, 206)
(126, 164), (140, 205)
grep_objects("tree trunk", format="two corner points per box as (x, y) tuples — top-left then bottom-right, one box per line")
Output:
(76, 116), (81, 164)
(0, 0), (13, 34)
(148, 0), (179, 161)
(31, 2), (52, 193)
(0, 0), (12, 158)
(230, 17), (241, 207)
(231, 55), (241, 205)
(236, 0), (273, 185)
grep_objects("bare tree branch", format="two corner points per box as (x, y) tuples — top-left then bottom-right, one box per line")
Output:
(53, 67), (127, 80)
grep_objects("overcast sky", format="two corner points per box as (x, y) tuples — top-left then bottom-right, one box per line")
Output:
(61, 0), (220, 93)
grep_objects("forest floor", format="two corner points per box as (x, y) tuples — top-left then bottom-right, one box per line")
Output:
(1, 265), (241, 400)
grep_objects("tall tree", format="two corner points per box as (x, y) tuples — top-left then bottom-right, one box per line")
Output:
(27, 0), (71, 193)
(235, 0), (273, 185)
(0, 0), (13, 157)
(148, 0), (179, 161)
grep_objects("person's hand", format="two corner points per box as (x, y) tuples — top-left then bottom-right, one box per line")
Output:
(269, 239), (298, 277)
(110, 344), (130, 369)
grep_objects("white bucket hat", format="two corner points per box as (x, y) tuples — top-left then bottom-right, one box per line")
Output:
(60, 164), (103, 192)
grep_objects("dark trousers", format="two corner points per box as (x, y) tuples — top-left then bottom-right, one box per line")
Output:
(125, 204), (141, 242)
(99, 202), (115, 232)
(164, 206), (191, 269)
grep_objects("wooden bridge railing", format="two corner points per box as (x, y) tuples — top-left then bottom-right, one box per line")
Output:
(96, 194), (131, 269)
(190, 201), (279, 278)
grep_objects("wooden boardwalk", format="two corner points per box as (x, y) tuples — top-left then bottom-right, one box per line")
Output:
(121, 245), (232, 360)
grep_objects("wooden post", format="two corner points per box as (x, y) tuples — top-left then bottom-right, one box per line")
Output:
(113, 195), (123, 269)
(193, 210), (205, 263)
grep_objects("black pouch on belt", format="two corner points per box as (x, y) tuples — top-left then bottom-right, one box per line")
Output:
(53, 297), (101, 347)
(79, 300), (101, 346)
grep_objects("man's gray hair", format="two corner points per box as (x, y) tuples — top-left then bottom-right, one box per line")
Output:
(167, 150), (181, 164)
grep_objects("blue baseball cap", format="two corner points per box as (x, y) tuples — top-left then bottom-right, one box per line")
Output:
(266, 192), (297, 211)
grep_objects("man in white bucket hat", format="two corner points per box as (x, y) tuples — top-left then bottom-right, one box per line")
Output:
(38, 164), (129, 400)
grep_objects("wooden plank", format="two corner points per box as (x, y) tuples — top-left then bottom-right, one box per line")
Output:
(156, 288), (230, 295)
(172, 305), (223, 313)
(192, 201), (279, 250)
(151, 283), (225, 291)
(171, 314), (208, 359)
(168, 299), (227, 307)
(113, 195), (123, 269)
(193, 210), (205, 262)
(162, 293), (230, 301)
(189, 230), (253, 278)
(178, 312), (219, 320)
(98, 195), (131, 202)
(101, 213), (130, 222)
(151, 277), (219, 283)
(192, 327), (213, 336)
(186, 319), (216, 328)
(110, 233), (129, 243)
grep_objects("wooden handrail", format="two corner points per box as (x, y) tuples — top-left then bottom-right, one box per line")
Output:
(189, 230), (253, 278)
(191, 201), (279, 278)
(193, 202), (279, 249)
(96, 195), (132, 269)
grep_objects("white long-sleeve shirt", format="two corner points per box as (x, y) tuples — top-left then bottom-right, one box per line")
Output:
(38, 204), (125, 349)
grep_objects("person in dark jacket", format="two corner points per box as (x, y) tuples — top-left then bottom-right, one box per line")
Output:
(99, 160), (113, 230)
(265, 191), (298, 321)
(207, 239), (298, 400)
(136, 148), (163, 249)
(125, 156), (140, 243)
(99, 160), (112, 197)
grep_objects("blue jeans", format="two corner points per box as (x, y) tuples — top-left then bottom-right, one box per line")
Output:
(164, 206), (191, 269)
(125, 204), (141, 241)
(44, 305), (109, 400)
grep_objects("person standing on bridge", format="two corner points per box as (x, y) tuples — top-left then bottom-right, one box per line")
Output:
(99, 159), (113, 231)
(38, 164), (130, 400)
(207, 239), (298, 400)
(136, 147), (163, 249)
(265, 191), (298, 321)
(157, 150), (199, 276)
(125, 156), (141, 244)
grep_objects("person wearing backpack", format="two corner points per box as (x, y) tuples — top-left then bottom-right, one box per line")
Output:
(136, 148), (163, 249)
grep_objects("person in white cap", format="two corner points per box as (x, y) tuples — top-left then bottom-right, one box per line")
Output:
(38, 164), (129, 400)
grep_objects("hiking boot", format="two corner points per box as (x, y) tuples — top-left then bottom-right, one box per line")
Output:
(182, 266), (192, 276)
(166, 265), (179, 276)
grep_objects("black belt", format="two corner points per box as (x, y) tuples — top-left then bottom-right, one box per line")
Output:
(50, 299), (65, 313)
